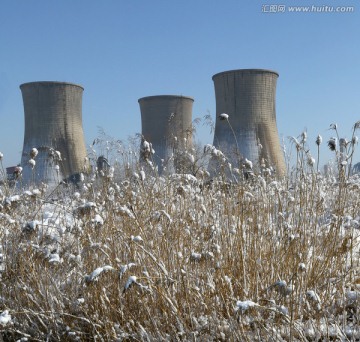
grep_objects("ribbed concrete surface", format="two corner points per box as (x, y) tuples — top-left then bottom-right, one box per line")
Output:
(20, 81), (88, 185)
(138, 95), (194, 173)
(211, 69), (286, 175)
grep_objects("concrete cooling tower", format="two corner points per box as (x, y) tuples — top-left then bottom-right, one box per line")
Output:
(211, 69), (286, 176)
(138, 95), (194, 173)
(20, 81), (88, 185)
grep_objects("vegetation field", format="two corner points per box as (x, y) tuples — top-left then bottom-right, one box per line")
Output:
(0, 127), (359, 341)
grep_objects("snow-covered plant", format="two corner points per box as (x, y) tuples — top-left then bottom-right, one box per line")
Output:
(0, 122), (359, 340)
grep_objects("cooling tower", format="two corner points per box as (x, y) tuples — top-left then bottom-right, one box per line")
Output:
(138, 95), (194, 173)
(211, 69), (286, 175)
(20, 81), (88, 185)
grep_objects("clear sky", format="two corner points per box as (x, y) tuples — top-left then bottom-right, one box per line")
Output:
(1, 0), (359, 169)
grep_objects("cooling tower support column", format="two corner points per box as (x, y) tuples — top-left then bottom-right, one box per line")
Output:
(20, 81), (88, 185)
(211, 69), (286, 176)
(138, 95), (194, 174)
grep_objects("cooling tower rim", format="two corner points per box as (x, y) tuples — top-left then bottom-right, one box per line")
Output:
(212, 69), (279, 80)
(20, 81), (84, 90)
(138, 95), (194, 103)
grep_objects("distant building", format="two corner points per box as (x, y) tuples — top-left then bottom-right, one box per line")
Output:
(6, 166), (17, 181)
(352, 162), (360, 174)
(138, 95), (194, 174)
(97, 156), (110, 173)
(210, 69), (286, 176)
(20, 81), (88, 185)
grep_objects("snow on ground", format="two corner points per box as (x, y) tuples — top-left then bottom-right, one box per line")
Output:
(0, 161), (359, 340)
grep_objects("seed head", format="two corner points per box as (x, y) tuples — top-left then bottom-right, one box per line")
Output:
(243, 158), (253, 170)
(28, 159), (36, 169)
(298, 263), (306, 272)
(55, 150), (61, 160)
(307, 156), (315, 167)
(219, 113), (229, 121)
(353, 121), (360, 130)
(329, 123), (338, 131)
(327, 137), (337, 151)
(316, 135), (322, 146)
(14, 166), (23, 178)
(30, 148), (38, 159)
(301, 131), (307, 143)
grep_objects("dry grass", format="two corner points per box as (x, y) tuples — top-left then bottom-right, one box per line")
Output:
(0, 130), (359, 341)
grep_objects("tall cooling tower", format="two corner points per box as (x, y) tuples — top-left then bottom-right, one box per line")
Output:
(20, 81), (88, 185)
(138, 95), (194, 173)
(211, 69), (286, 175)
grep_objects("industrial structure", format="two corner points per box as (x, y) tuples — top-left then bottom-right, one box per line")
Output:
(20, 81), (88, 185)
(210, 69), (286, 175)
(138, 95), (194, 173)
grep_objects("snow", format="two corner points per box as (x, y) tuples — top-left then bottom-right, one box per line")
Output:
(219, 113), (229, 120)
(0, 310), (11, 326)
(48, 253), (61, 263)
(120, 263), (136, 278)
(118, 205), (135, 219)
(131, 235), (143, 243)
(85, 265), (114, 282)
(92, 214), (104, 225)
(235, 300), (258, 314)
(306, 290), (321, 303)
(190, 252), (202, 261)
(1, 144), (360, 339)
(346, 290), (358, 304)
(298, 262), (306, 272)
(124, 275), (137, 290)
(24, 220), (40, 231)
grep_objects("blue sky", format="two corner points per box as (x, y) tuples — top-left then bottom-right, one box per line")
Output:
(1, 0), (359, 168)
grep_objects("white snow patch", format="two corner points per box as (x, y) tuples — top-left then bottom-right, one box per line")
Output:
(0, 310), (11, 326)
(235, 300), (258, 314)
